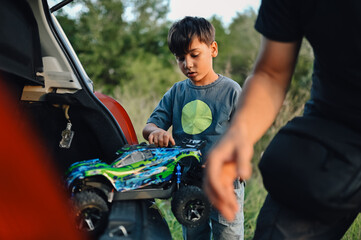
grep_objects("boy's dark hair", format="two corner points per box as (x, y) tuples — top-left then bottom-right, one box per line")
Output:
(168, 16), (215, 56)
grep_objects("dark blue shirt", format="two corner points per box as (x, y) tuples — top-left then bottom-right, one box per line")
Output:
(147, 75), (241, 159)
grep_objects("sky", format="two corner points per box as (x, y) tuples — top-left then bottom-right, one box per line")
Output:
(168, 0), (261, 26)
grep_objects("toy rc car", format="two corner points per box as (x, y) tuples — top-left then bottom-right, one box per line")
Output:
(65, 139), (210, 236)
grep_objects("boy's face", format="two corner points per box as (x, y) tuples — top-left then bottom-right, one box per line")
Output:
(176, 37), (218, 86)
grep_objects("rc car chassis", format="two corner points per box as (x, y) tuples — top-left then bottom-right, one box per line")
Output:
(65, 139), (210, 237)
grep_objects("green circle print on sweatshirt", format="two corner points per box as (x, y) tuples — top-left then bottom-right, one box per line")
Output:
(181, 100), (212, 135)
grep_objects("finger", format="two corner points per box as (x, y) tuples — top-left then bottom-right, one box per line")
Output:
(148, 134), (154, 144)
(206, 189), (237, 222)
(220, 161), (239, 218)
(204, 165), (238, 221)
(215, 179), (239, 221)
(239, 160), (252, 181)
(205, 144), (239, 219)
(169, 136), (176, 146)
(153, 135), (159, 146)
(206, 150), (226, 197)
(236, 144), (253, 180)
(158, 135), (165, 147)
(205, 165), (226, 206)
(161, 134), (170, 147)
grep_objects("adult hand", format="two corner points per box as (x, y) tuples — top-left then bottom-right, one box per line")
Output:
(204, 129), (254, 221)
(148, 128), (175, 147)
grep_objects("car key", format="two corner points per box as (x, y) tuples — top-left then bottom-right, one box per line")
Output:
(59, 121), (74, 148)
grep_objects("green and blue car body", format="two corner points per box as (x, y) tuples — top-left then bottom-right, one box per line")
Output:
(66, 143), (202, 193)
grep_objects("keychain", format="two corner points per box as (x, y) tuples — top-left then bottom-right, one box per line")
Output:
(59, 105), (75, 149)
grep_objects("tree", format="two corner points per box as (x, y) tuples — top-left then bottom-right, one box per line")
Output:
(226, 9), (259, 85)
(56, 0), (175, 93)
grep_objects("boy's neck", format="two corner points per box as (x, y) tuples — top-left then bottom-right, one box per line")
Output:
(190, 71), (219, 86)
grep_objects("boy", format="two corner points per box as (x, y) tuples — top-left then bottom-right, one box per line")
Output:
(142, 16), (244, 240)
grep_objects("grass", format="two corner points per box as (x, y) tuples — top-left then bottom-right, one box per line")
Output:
(243, 175), (267, 239)
(115, 91), (361, 239)
(342, 215), (361, 240)
(155, 199), (183, 240)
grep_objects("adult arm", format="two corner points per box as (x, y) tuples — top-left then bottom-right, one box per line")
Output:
(142, 123), (175, 147)
(204, 37), (302, 221)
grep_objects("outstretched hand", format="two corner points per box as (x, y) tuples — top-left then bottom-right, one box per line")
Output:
(204, 130), (253, 221)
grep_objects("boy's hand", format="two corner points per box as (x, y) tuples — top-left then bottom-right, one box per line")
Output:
(143, 123), (176, 147)
(148, 129), (176, 147)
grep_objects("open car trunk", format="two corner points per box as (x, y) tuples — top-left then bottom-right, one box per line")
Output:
(0, 0), (132, 174)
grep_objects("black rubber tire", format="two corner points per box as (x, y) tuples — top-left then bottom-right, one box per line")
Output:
(73, 191), (109, 237)
(171, 185), (210, 228)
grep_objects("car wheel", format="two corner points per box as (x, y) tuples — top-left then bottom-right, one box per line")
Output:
(73, 191), (109, 237)
(171, 185), (210, 228)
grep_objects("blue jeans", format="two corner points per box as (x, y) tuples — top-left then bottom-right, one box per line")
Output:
(182, 181), (245, 240)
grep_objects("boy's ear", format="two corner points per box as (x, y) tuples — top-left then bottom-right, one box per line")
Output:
(211, 41), (218, 57)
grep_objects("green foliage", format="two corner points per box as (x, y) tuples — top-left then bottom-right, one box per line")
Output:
(56, 0), (173, 93)
(120, 51), (180, 97)
(53, 9), (78, 44)
(212, 9), (259, 85)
